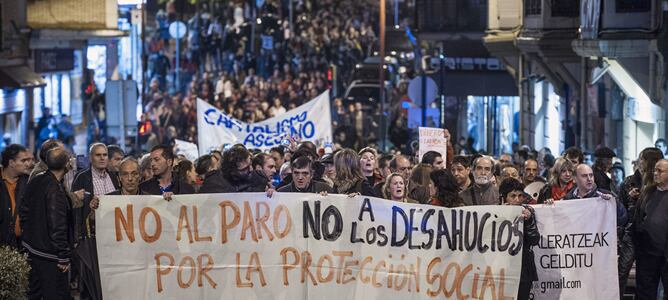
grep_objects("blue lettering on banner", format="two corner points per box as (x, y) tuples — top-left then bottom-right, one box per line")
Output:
(242, 121), (316, 148)
(203, 109), (243, 131)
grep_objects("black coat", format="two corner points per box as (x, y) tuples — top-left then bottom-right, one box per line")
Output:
(0, 174), (28, 247)
(139, 176), (196, 195)
(72, 169), (120, 240)
(19, 171), (73, 264)
(277, 181), (333, 193)
(521, 205), (540, 282)
(199, 169), (266, 194)
(593, 167), (613, 192)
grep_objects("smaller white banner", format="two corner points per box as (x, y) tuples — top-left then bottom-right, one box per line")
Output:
(418, 127), (447, 161)
(530, 198), (619, 300)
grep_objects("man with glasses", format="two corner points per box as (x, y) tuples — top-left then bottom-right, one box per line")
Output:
(277, 157), (332, 193)
(199, 144), (267, 193)
(106, 158), (144, 196)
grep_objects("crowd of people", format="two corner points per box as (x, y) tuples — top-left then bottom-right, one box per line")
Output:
(142, 0), (384, 151)
(3, 134), (668, 299)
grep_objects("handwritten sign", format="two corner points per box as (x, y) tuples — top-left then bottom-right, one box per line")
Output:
(197, 91), (332, 154)
(530, 198), (619, 299)
(96, 193), (524, 299)
(418, 127), (448, 162)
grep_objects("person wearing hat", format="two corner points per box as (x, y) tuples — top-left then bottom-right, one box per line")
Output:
(593, 147), (616, 192)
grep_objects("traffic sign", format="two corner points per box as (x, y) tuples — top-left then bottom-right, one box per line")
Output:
(407, 76), (438, 107)
(169, 21), (187, 39)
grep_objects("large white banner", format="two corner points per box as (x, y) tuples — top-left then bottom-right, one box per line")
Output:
(531, 198), (619, 299)
(197, 91), (332, 154)
(96, 193), (524, 299)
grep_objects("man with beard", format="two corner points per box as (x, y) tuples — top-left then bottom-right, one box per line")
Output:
(451, 155), (473, 192)
(460, 156), (499, 206)
(199, 144), (267, 193)
(522, 159), (545, 186)
(277, 157), (332, 193)
(139, 145), (195, 199)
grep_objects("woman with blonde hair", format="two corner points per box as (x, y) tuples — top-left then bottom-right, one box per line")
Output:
(333, 149), (376, 196)
(536, 157), (575, 203)
(382, 173), (418, 203)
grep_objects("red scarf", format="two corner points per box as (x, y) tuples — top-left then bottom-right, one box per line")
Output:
(551, 181), (574, 201)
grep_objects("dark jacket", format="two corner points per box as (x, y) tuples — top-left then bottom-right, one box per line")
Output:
(0, 174), (28, 247)
(198, 169), (266, 194)
(71, 168), (120, 240)
(19, 171), (73, 264)
(333, 178), (377, 197)
(619, 171), (642, 216)
(593, 167), (613, 192)
(277, 181), (333, 193)
(106, 189), (151, 195)
(139, 176), (195, 195)
(564, 186), (628, 226)
(536, 182), (575, 204)
(521, 205), (540, 283)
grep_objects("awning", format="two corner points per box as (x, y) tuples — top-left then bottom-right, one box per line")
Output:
(0, 65), (46, 89)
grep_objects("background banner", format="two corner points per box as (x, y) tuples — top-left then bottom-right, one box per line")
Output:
(530, 198), (619, 299)
(96, 193), (524, 299)
(196, 91), (332, 154)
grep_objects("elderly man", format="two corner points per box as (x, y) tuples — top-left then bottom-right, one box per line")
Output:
(460, 156), (499, 206)
(633, 159), (668, 300)
(107, 158), (144, 196)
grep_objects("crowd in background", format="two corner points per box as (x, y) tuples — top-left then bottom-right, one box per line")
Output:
(142, 0), (383, 152)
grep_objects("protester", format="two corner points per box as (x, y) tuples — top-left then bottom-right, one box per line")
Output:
(461, 156), (499, 205)
(421, 151), (444, 170)
(0, 144), (32, 248)
(359, 147), (379, 186)
(277, 156), (332, 193)
(139, 145), (195, 198)
(406, 164), (433, 204)
(564, 146), (584, 166)
(20, 147), (73, 299)
(593, 147), (616, 191)
(106, 145), (125, 178)
(632, 159), (668, 300)
(199, 144), (266, 193)
(537, 157), (575, 204)
(564, 164), (627, 225)
(174, 160), (198, 186)
(107, 158), (144, 195)
(429, 169), (464, 207)
(29, 138), (63, 182)
(450, 155), (472, 192)
(332, 149), (376, 196)
(499, 163), (520, 183)
(522, 158), (545, 186)
(498, 178), (539, 300)
(252, 153), (276, 188)
(655, 138), (668, 157)
(381, 173), (417, 203)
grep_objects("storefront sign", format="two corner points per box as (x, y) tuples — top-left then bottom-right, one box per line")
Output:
(34, 49), (74, 73)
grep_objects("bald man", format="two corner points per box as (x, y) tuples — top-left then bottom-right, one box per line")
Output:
(523, 159), (545, 186)
(564, 164), (627, 225)
(632, 159), (668, 300)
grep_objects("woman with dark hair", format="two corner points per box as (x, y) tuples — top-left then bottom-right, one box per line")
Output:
(498, 178), (539, 300)
(429, 169), (464, 207)
(406, 164), (433, 204)
(174, 160), (198, 187)
(332, 149), (376, 196)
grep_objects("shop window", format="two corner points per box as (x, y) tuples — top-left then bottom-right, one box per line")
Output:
(616, 0), (650, 12)
(525, 0), (542, 15)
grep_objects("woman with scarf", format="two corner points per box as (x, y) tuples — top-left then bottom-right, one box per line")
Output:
(332, 149), (377, 197)
(537, 157), (575, 204)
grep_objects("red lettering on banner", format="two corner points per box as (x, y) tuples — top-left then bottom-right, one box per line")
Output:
(219, 201), (240, 244)
(139, 207), (161, 243)
(114, 204), (134, 242)
(177, 205), (194, 243)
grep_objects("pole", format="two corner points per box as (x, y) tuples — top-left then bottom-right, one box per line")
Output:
(394, 0), (399, 27)
(379, 0), (387, 151)
(421, 68), (427, 127)
(176, 30), (180, 94)
(289, 0), (294, 34)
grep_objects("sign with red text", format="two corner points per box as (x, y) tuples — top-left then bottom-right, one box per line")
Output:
(96, 193), (523, 299)
(530, 198), (619, 299)
(418, 127), (448, 162)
